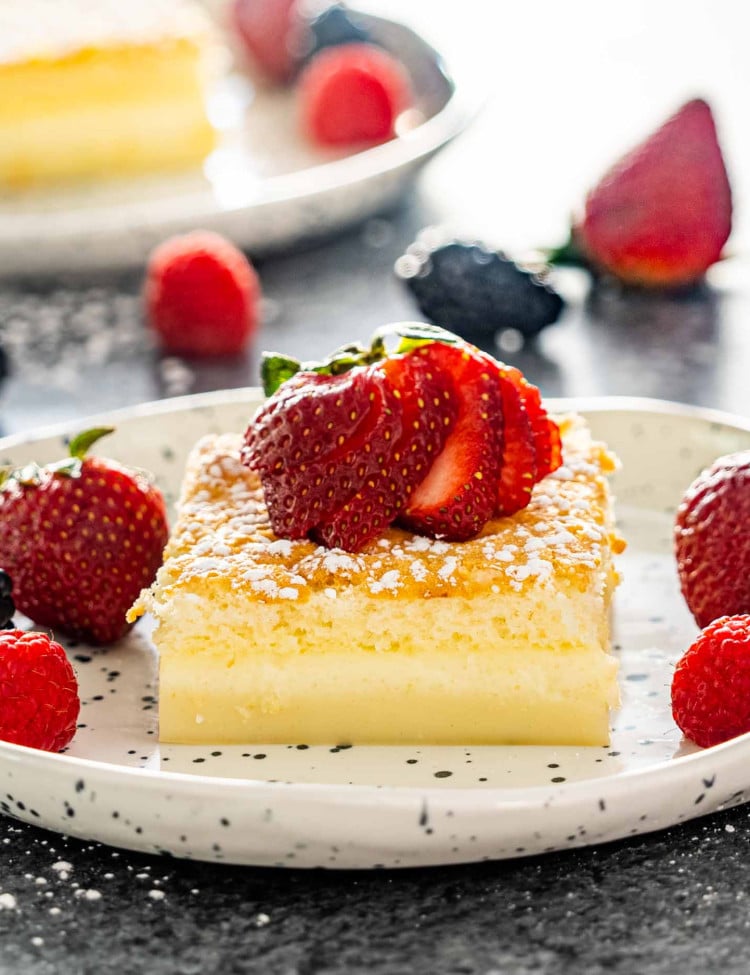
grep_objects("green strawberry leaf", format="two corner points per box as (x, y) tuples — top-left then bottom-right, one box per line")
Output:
(68, 427), (115, 460)
(260, 324), (465, 397)
(546, 231), (588, 269)
(261, 353), (303, 396)
(373, 322), (462, 355)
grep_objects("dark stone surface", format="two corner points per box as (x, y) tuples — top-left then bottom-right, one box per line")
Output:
(1, 806), (750, 974)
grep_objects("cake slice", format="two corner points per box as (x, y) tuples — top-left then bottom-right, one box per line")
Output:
(0, 0), (218, 188)
(131, 415), (623, 746)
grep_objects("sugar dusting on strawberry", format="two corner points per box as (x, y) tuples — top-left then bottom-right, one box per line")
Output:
(0, 428), (169, 645)
(242, 324), (561, 552)
(0, 628), (80, 752)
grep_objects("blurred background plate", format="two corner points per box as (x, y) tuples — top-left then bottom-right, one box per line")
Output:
(0, 12), (475, 278)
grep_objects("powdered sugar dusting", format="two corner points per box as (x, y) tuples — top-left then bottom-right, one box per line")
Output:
(134, 416), (620, 617)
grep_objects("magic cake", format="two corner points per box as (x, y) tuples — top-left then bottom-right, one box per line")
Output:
(131, 416), (623, 746)
(0, 0), (218, 188)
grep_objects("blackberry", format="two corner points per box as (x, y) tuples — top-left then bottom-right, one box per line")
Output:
(300, 3), (373, 63)
(0, 570), (14, 630)
(396, 236), (564, 342)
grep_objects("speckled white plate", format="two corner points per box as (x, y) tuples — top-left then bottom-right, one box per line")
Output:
(1, 391), (749, 869)
(0, 12), (474, 278)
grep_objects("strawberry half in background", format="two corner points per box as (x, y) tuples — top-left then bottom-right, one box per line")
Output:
(572, 98), (732, 288)
(243, 324), (560, 552)
(0, 428), (169, 645)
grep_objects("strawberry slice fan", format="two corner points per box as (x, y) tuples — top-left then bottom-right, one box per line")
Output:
(242, 324), (561, 552)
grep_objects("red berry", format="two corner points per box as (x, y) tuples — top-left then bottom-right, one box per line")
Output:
(672, 615), (750, 748)
(494, 366), (538, 516)
(512, 372), (562, 482)
(312, 351), (457, 550)
(299, 43), (412, 146)
(144, 231), (261, 358)
(576, 99), (732, 288)
(0, 629), (80, 752)
(231, 0), (300, 84)
(244, 365), (403, 541)
(674, 451), (750, 628)
(245, 328), (556, 551)
(0, 429), (169, 646)
(399, 342), (503, 541)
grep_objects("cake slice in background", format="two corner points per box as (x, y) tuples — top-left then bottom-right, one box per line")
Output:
(0, 0), (219, 188)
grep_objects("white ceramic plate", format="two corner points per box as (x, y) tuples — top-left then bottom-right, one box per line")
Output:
(1, 391), (749, 869)
(0, 13), (474, 278)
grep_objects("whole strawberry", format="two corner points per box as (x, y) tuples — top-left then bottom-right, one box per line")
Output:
(674, 451), (750, 628)
(672, 615), (750, 748)
(144, 231), (261, 358)
(0, 428), (169, 645)
(0, 628), (80, 752)
(575, 99), (732, 288)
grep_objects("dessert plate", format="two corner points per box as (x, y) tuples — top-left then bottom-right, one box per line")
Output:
(0, 11), (473, 278)
(0, 391), (749, 869)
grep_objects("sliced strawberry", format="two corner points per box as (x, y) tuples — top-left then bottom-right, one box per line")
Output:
(498, 365), (562, 484)
(399, 342), (503, 541)
(494, 367), (537, 516)
(243, 366), (401, 539)
(313, 350), (458, 550)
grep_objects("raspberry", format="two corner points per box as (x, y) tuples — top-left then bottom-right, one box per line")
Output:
(674, 451), (750, 627)
(0, 630), (80, 752)
(299, 43), (412, 146)
(144, 231), (261, 358)
(672, 615), (750, 748)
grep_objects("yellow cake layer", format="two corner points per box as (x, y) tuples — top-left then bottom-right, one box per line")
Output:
(131, 415), (624, 746)
(0, 1), (217, 187)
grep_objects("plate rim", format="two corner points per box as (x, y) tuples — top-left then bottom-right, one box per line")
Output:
(1, 390), (749, 811)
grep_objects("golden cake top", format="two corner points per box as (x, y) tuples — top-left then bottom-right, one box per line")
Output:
(0, 0), (211, 65)
(131, 415), (624, 616)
